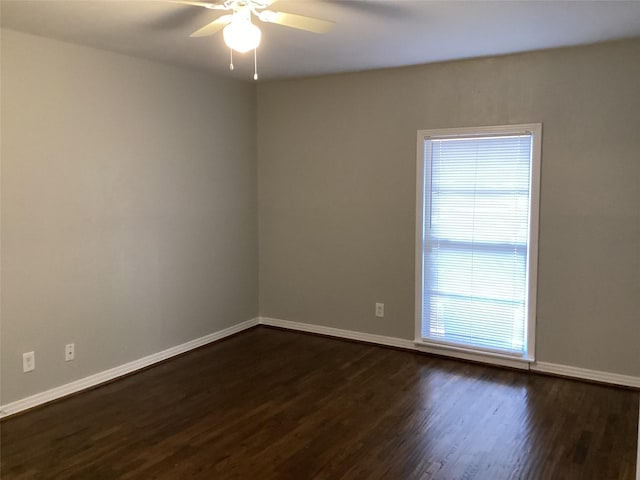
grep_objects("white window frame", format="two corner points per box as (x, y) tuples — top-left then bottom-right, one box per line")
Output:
(414, 123), (542, 367)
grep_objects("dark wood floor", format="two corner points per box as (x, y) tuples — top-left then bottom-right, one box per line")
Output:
(1, 327), (638, 479)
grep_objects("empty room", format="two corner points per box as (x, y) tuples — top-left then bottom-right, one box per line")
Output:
(1, 1), (639, 478)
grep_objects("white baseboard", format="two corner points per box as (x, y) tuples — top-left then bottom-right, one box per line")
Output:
(530, 361), (640, 389)
(260, 317), (529, 369)
(414, 341), (530, 370)
(0, 318), (259, 418)
(2, 316), (638, 419)
(259, 316), (415, 350)
(260, 316), (640, 389)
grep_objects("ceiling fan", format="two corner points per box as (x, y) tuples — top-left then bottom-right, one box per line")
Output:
(170, 0), (335, 79)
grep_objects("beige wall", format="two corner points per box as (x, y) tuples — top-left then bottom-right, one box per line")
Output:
(257, 39), (640, 377)
(1, 30), (258, 404)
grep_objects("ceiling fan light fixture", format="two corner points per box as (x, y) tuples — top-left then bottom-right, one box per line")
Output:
(178, 0), (334, 79)
(223, 16), (261, 53)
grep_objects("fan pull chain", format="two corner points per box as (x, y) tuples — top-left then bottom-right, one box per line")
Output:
(253, 48), (258, 81)
(229, 48), (234, 71)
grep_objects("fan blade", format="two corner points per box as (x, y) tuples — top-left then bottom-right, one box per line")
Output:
(190, 14), (233, 37)
(168, 1), (227, 10)
(258, 10), (334, 34)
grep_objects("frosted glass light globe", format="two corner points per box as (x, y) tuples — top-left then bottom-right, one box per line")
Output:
(223, 18), (262, 53)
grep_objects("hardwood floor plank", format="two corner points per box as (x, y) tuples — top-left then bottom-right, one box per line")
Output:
(1, 327), (637, 479)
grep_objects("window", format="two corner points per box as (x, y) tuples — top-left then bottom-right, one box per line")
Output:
(415, 124), (541, 362)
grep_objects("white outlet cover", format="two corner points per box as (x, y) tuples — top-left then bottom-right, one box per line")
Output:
(23, 351), (35, 372)
(65, 343), (75, 361)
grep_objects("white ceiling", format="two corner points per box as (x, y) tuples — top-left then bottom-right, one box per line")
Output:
(2, 0), (640, 81)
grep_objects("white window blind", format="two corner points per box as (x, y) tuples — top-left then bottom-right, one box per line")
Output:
(417, 126), (540, 359)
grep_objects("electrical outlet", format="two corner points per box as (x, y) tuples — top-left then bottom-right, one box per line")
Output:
(23, 351), (35, 372)
(375, 303), (384, 318)
(65, 343), (75, 362)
